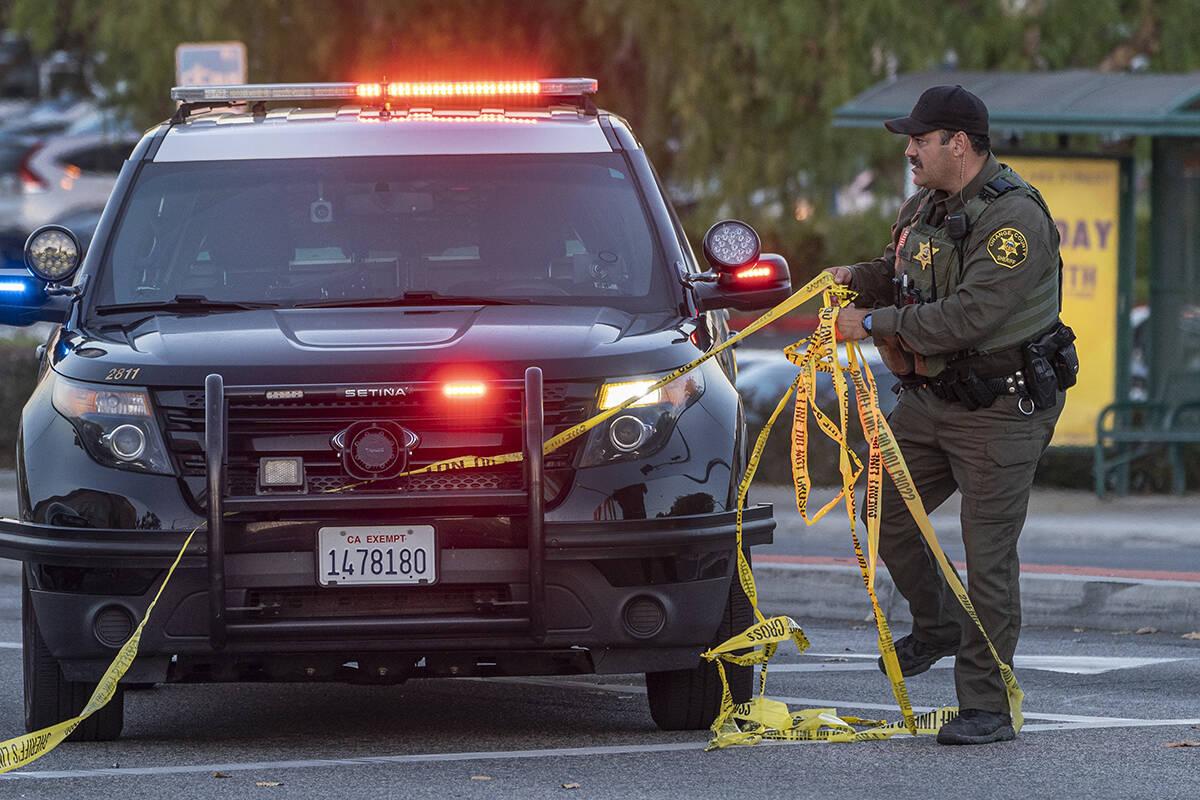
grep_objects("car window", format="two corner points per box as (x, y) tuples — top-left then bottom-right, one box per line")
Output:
(91, 153), (672, 311)
(64, 142), (133, 174)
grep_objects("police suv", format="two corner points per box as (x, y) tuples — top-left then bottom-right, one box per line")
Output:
(0, 79), (791, 740)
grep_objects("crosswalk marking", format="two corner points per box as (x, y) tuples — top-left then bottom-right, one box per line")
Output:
(790, 652), (1190, 675)
(496, 676), (1200, 734)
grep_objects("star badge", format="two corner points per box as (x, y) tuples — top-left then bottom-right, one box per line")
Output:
(915, 240), (939, 271)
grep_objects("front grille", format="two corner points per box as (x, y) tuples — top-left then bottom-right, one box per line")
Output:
(156, 380), (592, 501)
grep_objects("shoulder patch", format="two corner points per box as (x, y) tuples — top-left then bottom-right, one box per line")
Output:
(987, 227), (1027, 268)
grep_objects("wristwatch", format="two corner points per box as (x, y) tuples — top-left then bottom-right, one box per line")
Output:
(862, 313), (872, 334)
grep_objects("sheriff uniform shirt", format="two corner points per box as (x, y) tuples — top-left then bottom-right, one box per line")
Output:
(847, 155), (1060, 358)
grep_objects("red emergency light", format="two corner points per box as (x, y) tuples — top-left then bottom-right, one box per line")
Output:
(443, 382), (487, 399)
(171, 80), (597, 107)
(732, 264), (775, 282)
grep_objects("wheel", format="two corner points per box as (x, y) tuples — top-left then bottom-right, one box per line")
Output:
(23, 574), (124, 741)
(645, 563), (754, 731)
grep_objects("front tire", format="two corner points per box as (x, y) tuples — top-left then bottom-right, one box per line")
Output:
(645, 566), (754, 730)
(23, 573), (124, 741)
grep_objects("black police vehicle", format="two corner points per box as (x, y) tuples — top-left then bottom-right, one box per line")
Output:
(0, 79), (791, 740)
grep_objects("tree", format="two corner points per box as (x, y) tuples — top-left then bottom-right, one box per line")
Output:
(6, 0), (1200, 277)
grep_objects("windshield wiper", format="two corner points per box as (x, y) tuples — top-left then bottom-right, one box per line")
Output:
(94, 295), (281, 314)
(293, 291), (521, 309)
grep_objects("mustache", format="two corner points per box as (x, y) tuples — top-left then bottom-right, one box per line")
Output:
(909, 157), (922, 169)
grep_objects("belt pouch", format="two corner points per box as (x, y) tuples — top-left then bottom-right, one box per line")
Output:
(962, 368), (998, 409)
(1052, 340), (1079, 389)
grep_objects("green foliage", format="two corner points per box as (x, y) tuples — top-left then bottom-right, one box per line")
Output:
(0, 343), (39, 468)
(5, 0), (1200, 279)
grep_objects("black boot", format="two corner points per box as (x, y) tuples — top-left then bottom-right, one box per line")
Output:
(936, 708), (1016, 745)
(877, 634), (958, 677)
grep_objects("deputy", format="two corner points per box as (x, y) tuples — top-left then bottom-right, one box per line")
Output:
(827, 85), (1077, 745)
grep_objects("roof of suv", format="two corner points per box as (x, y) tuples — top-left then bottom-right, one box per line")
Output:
(156, 111), (613, 160)
(155, 79), (617, 160)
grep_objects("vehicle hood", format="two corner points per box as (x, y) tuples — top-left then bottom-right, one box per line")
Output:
(56, 305), (701, 386)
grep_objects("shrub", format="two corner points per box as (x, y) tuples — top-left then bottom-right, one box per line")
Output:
(0, 341), (41, 469)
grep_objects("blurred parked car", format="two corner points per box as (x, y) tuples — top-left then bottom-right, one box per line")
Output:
(13, 129), (139, 231)
(736, 342), (898, 429)
(735, 341), (897, 485)
(0, 98), (118, 195)
(0, 95), (96, 141)
(0, 128), (138, 264)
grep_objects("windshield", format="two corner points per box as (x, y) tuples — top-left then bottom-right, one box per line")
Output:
(91, 153), (672, 312)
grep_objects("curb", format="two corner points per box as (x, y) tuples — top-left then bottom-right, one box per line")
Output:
(754, 557), (1200, 634)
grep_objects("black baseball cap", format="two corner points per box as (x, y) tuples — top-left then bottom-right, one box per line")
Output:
(884, 85), (989, 137)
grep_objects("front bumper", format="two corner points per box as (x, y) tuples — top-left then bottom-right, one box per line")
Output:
(5, 366), (774, 683)
(0, 505), (774, 681)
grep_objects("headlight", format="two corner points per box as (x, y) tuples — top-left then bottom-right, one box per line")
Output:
(52, 377), (174, 475)
(579, 370), (704, 467)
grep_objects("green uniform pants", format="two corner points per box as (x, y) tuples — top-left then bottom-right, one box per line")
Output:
(873, 386), (1061, 712)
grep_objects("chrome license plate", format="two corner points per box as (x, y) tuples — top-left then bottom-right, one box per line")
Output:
(316, 525), (436, 586)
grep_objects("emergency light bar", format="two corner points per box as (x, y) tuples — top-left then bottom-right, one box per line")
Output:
(171, 79), (597, 104)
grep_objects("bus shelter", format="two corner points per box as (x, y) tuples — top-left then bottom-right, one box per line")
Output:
(834, 70), (1200, 490)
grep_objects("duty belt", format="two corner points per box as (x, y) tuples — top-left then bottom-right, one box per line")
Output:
(897, 370), (1029, 406)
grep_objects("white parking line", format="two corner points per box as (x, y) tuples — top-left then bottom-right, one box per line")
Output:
(500, 678), (1200, 733)
(2, 742), (711, 781)
(761, 694), (1200, 728)
(779, 653), (1189, 675)
(0, 642), (19, 650)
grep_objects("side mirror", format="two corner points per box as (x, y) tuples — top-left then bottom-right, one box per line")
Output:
(0, 225), (82, 326)
(693, 220), (792, 312)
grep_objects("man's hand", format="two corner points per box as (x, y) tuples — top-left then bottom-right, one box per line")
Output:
(836, 302), (871, 341)
(825, 266), (853, 285)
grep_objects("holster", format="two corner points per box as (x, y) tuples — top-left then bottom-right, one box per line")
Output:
(1021, 322), (1077, 410)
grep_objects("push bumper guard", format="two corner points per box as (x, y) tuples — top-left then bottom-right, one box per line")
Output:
(0, 368), (775, 646)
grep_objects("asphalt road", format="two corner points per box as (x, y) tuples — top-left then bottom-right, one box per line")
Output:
(1, 606), (1197, 798)
(3, 470), (1200, 797)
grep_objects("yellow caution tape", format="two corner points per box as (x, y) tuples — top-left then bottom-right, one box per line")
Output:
(1, 271), (1023, 766)
(0, 526), (199, 773)
(703, 279), (1024, 748)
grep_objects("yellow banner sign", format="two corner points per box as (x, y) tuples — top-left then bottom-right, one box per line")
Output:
(1006, 156), (1121, 446)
